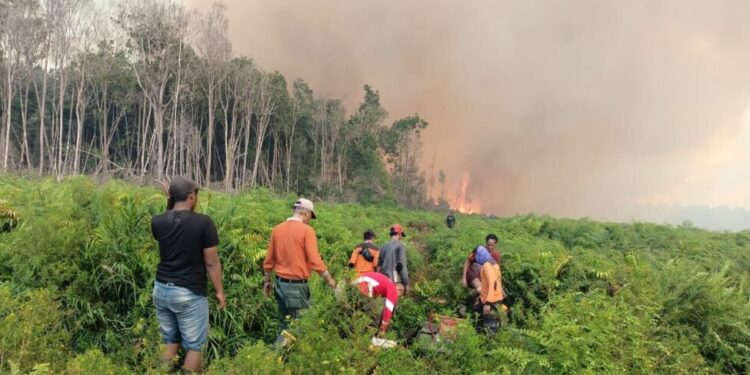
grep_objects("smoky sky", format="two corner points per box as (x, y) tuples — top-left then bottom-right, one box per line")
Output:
(186, 0), (750, 221)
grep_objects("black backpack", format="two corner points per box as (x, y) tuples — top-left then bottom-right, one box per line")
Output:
(359, 243), (375, 262)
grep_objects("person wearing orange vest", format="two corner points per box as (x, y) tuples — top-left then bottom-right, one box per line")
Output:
(353, 272), (399, 336)
(348, 229), (380, 275)
(462, 234), (501, 293)
(472, 246), (504, 333)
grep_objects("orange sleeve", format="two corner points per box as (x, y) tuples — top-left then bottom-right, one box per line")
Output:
(262, 229), (276, 272)
(348, 247), (359, 266)
(305, 227), (327, 273)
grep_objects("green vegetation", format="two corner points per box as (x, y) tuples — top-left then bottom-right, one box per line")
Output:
(1, 175), (749, 374)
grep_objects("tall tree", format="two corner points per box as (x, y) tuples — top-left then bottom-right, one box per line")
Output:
(192, 1), (230, 187)
(380, 114), (429, 207)
(221, 57), (254, 191)
(249, 71), (275, 188)
(0, 0), (36, 171)
(345, 85), (389, 201)
(117, 0), (189, 181)
(283, 79), (312, 192)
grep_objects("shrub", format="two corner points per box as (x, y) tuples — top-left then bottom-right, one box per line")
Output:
(0, 283), (70, 373)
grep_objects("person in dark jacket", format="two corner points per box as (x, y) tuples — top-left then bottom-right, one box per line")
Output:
(446, 212), (456, 229)
(377, 224), (410, 296)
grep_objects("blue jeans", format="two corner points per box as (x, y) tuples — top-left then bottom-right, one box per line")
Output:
(153, 281), (209, 352)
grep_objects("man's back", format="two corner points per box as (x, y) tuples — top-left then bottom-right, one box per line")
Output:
(349, 243), (380, 274)
(378, 239), (409, 285)
(264, 219), (326, 280)
(152, 210), (218, 296)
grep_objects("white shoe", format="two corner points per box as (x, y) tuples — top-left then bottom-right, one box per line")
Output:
(370, 336), (397, 349)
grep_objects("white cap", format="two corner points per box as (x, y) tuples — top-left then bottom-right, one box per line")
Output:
(293, 198), (317, 219)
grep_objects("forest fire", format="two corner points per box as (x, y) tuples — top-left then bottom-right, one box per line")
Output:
(451, 173), (481, 214)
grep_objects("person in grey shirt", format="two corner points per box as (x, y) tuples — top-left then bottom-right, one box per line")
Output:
(377, 224), (410, 296)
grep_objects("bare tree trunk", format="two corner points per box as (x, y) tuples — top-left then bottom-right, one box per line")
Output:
(3, 72), (14, 171)
(250, 75), (274, 187)
(20, 82), (31, 169)
(139, 94), (151, 180)
(62, 87), (75, 176)
(35, 58), (49, 175)
(73, 68), (86, 174)
(241, 115), (251, 188)
(154, 93), (165, 180)
(56, 68), (66, 178)
(284, 99), (299, 192)
(285, 124), (296, 192)
(205, 87), (214, 187)
(97, 87), (110, 177)
(270, 132), (279, 187)
(222, 99), (232, 191)
(251, 116), (270, 187)
(170, 102), (178, 177)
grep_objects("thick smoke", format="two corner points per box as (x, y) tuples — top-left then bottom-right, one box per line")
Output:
(187, 0), (750, 226)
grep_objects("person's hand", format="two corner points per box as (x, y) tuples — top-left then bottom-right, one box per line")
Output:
(263, 280), (273, 296)
(215, 292), (226, 309)
(327, 277), (337, 290)
(461, 278), (468, 288)
(482, 304), (491, 315)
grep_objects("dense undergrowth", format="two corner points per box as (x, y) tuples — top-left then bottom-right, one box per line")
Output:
(0, 176), (749, 374)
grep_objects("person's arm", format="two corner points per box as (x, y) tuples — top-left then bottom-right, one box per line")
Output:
(262, 233), (276, 296)
(204, 247), (225, 309)
(201, 218), (225, 308)
(151, 218), (158, 240)
(348, 247), (359, 268)
(461, 258), (470, 288)
(306, 228), (336, 288)
(397, 243), (409, 292)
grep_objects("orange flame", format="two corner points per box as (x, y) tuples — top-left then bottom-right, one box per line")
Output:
(451, 173), (481, 214)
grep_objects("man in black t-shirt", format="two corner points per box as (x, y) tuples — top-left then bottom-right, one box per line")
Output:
(151, 176), (225, 373)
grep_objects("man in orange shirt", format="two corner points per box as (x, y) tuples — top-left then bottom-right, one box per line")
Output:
(263, 198), (337, 344)
(348, 229), (380, 275)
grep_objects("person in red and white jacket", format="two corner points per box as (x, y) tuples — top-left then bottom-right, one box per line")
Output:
(353, 272), (399, 335)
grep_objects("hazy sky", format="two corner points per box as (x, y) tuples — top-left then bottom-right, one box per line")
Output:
(186, 0), (750, 221)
